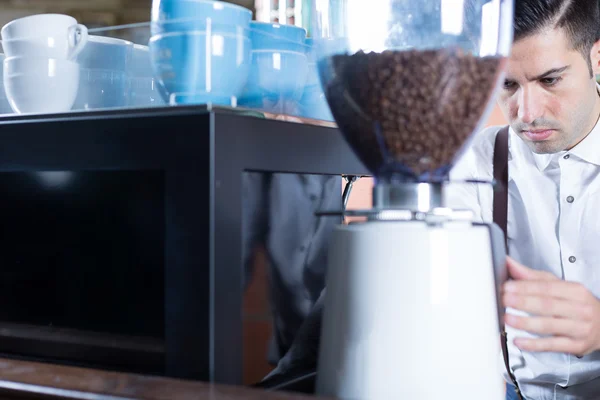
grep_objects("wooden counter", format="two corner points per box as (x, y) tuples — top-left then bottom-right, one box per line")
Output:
(0, 358), (328, 400)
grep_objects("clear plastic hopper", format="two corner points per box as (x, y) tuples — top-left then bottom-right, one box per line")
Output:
(312, 0), (514, 184)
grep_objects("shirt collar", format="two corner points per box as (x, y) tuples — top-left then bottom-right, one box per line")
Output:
(530, 149), (556, 171)
(528, 83), (600, 171)
(568, 114), (600, 167)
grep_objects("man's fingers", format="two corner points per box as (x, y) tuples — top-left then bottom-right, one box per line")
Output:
(502, 293), (585, 318)
(513, 336), (585, 355)
(505, 314), (583, 338)
(503, 280), (590, 303)
(506, 257), (558, 281)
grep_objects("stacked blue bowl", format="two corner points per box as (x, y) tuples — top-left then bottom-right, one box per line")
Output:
(239, 21), (309, 115)
(149, 0), (252, 106)
(297, 38), (333, 121)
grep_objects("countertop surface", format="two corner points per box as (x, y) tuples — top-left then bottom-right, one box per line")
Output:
(0, 358), (329, 400)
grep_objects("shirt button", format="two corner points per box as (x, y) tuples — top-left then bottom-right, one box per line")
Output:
(569, 256), (577, 263)
(567, 196), (575, 203)
(564, 154), (570, 160)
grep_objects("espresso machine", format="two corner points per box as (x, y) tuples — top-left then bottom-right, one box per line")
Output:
(312, 0), (515, 398)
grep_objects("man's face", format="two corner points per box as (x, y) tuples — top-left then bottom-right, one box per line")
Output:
(498, 27), (600, 154)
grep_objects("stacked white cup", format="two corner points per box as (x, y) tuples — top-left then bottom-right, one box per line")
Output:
(1, 14), (88, 114)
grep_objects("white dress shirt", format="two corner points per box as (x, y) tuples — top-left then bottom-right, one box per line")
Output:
(449, 118), (600, 399)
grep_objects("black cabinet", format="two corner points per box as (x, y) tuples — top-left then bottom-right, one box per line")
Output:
(0, 106), (368, 385)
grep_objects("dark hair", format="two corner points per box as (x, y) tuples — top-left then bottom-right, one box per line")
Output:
(514, 0), (600, 75)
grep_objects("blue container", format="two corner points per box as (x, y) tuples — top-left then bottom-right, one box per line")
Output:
(149, 30), (252, 106)
(151, 0), (252, 36)
(249, 21), (307, 52)
(239, 50), (308, 113)
(76, 36), (133, 71)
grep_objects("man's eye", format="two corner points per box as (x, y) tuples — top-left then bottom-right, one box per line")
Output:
(503, 81), (517, 90)
(541, 77), (561, 86)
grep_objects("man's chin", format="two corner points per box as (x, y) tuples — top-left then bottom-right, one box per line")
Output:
(514, 132), (560, 154)
(526, 140), (563, 155)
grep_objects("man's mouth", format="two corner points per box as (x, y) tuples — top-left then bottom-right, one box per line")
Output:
(521, 129), (555, 141)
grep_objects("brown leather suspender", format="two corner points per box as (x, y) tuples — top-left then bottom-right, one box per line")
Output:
(493, 126), (524, 400)
(493, 126), (510, 251)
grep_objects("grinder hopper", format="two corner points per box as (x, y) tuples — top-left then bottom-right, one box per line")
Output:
(314, 0), (513, 185)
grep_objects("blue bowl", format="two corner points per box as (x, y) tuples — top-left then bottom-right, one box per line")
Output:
(305, 37), (315, 61)
(74, 69), (129, 110)
(149, 31), (251, 106)
(249, 21), (306, 51)
(304, 40), (320, 88)
(250, 30), (308, 53)
(239, 50), (309, 112)
(311, 37), (349, 59)
(298, 89), (333, 121)
(151, 0), (252, 35)
(303, 37), (346, 61)
(298, 40), (332, 121)
(76, 36), (133, 72)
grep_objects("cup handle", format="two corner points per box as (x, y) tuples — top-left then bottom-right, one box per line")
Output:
(67, 24), (88, 61)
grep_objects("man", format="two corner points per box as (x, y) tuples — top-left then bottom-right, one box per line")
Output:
(267, 0), (600, 399)
(449, 0), (600, 398)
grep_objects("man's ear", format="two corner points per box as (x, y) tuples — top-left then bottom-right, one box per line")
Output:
(589, 39), (600, 78)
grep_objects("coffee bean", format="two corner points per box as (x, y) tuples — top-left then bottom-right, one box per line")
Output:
(322, 48), (502, 181)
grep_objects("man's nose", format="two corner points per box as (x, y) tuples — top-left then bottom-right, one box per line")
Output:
(517, 87), (543, 124)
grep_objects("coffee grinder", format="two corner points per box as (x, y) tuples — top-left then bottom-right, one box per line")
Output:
(312, 0), (515, 398)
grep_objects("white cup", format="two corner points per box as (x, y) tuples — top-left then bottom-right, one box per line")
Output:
(0, 54), (13, 114)
(4, 56), (80, 114)
(1, 14), (88, 60)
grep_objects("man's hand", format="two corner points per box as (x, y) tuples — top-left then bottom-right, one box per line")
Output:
(502, 257), (600, 356)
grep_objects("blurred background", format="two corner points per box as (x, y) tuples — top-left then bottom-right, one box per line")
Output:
(0, 0), (315, 51)
(0, 0), (312, 32)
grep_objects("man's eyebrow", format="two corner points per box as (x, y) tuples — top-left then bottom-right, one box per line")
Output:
(528, 65), (570, 81)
